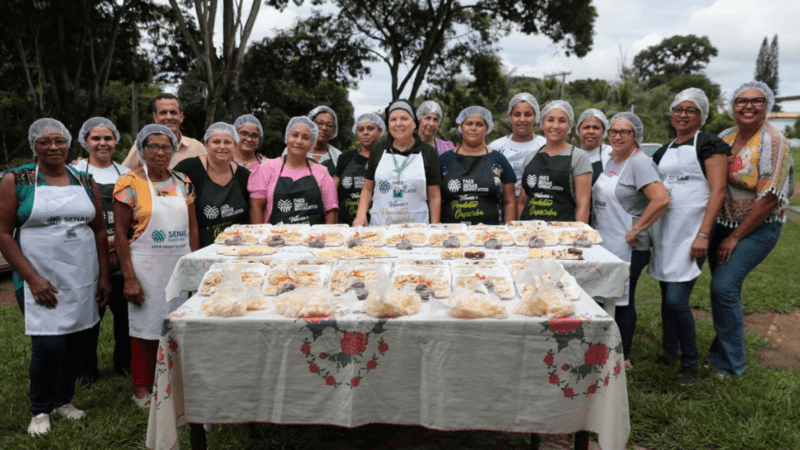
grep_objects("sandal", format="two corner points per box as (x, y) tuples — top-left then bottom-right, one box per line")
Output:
(131, 394), (152, 409)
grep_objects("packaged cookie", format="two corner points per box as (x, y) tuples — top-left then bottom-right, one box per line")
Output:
(201, 291), (247, 317)
(393, 266), (451, 298)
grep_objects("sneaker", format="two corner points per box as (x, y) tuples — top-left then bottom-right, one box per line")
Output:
(656, 354), (680, 366)
(54, 403), (85, 420)
(28, 413), (51, 436)
(677, 366), (698, 386)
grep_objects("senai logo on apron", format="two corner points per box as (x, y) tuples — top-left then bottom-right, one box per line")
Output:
(151, 229), (187, 243)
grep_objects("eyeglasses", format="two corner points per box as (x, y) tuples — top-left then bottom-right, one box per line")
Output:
(608, 129), (634, 137)
(238, 130), (260, 140)
(145, 144), (174, 154)
(734, 97), (766, 108)
(314, 121), (335, 130)
(672, 107), (700, 117)
(35, 138), (69, 148)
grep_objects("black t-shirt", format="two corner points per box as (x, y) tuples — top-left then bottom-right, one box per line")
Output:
(651, 131), (731, 177)
(364, 136), (442, 185)
(173, 156), (251, 205)
(335, 150), (369, 178)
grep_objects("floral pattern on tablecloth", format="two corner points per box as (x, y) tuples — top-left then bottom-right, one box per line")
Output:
(540, 315), (624, 399)
(299, 316), (390, 388)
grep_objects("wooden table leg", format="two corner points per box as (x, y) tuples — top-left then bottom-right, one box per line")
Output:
(574, 430), (589, 450)
(530, 433), (542, 450)
(190, 423), (207, 450)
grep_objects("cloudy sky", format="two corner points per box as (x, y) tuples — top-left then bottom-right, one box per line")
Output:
(240, 0), (800, 116)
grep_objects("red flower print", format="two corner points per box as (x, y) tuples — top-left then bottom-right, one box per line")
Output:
(301, 343), (311, 354)
(604, 377), (610, 386)
(319, 353), (328, 359)
(341, 332), (368, 355)
(378, 342), (389, 353)
(587, 385), (597, 394)
(168, 340), (179, 351)
(549, 375), (559, 384)
(158, 348), (165, 362)
(564, 388), (574, 398)
(613, 365), (622, 375)
(303, 314), (334, 323)
(367, 360), (378, 370)
(309, 363), (319, 373)
(548, 317), (583, 335)
(543, 354), (555, 365)
(168, 359), (174, 370)
(350, 377), (360, 387)
(584, 344), (609, 366)
(326, 376), (336, 386)
(729, 155), (743, 173)
(561, 364), (569, 371)
(166, 384), (172, 395)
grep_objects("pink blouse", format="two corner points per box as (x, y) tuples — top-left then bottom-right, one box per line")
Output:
(247, 158), (338, 223)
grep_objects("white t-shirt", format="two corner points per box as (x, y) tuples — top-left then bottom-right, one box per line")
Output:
(488, 135), (546, 196)
(580, 144), (611, 165)
(74, 160), (130, 185)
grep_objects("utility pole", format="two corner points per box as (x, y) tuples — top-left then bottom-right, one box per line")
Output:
(544, 71), (572, 99)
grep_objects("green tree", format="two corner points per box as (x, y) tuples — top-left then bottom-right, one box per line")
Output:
(632, 35), (718, 88)
(755, 34), (779, 96)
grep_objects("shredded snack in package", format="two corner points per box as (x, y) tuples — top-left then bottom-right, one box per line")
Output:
(273, 289), (337, 318)
(364, 285), (421, 318)
(446, 286), (507, 319)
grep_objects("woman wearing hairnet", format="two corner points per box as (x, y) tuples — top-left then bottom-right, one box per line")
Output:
(592, 112), (670, 370)
(334, 113), (385, 224)
(174, 122), (250, 247)
(353, 100), (442, 225)
(489, 93), (547, 197)
(648, 88), (730, 385)
(517, 100), (592, 222)
(249, 117), (338, 224)
(113, 124), (199, 408)
(281, 105), (342, 173)
(439, 106), (516, 224)
(416, 100), (455, 155)
(576, 108), (612, 185)
(706, 81), (794, 377)
(233, 114), (267, 170)
(0, 119), (110, 435)
(74, 117), (132, 384)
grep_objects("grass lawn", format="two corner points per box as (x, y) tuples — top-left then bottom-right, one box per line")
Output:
(1, 224), (799, 449)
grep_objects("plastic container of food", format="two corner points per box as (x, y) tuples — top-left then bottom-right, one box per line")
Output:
(385, 229), (429, 247)
(392, 265), (451, 298)
(452, 267), (515, 300)
(344, 226), (387, 247)
(512, 228), (558, 246)
(329, 262), (391, 294)
(262, 265), (330, 295)
(469, 229), (514, 246)
(259, 228), (305, 246)
(428, 230), (470, 247)
(301, 229), (345, 247)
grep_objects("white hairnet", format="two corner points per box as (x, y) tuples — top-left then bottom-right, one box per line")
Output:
(507, 92), (541, 124)
(204, 122), (239, 144)
(351, 113), (386, 134)
(670, 88), (710, 126)
(609, 112), (644, 144)
(540, 100), (575, 129)
(28, 118), (72, 152)
(416, 100), (443, 120)
(575, 108), (609, 138)
(234, 114), (264, 141)
(455, 106), (494, 135)
(308, 105), (338, 139)
(78, 117), (120, 152)
(388, 101), (416, 121)
(730, 80), (775, 117)
(285, 116), (319, 145)
(136, 124), (178, 160)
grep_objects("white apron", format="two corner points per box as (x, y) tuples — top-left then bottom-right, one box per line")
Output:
(649, 133), (709, 282)
(128, 167), (191, 340)
(369, 149), (429, 225)
(20, 166), (99, 335)
(591, 155), (635, 307)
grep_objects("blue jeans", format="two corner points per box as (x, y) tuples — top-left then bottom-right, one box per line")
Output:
(707, 222), (782, 376)
(660, 278), (700, 367)
(616, 250), (650, 361)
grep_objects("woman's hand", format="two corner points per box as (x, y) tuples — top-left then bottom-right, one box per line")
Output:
(29, 275), (59, 308)
(352, 215), (368, 227)
(717, 235), (739, 264)
(624, 229), (640, 248)
(124, 277), (145, 306)
(691, 235), (709, 261)
(96, 276), (111, 307)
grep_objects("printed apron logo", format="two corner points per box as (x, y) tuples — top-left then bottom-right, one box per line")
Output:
(378, 180), (391, 194)
(447, 179), (461, 193)
(277, 199), (293, 213)
(527, 174), (538, 188)
(341, 176), (353, 189)
(151, 230), (166, 243)
(46, 216), (61, 226)
(203, 205), (220, 219)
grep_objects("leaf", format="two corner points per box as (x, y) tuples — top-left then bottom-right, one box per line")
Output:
(334, 353), (354, 368)
(305, 319), (338, 341)
(370, 320), (388, 335)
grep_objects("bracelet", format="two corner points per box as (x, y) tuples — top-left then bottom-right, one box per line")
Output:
(697, 232), (709, 239)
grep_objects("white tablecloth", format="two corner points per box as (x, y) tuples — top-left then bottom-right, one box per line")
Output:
(146, 291), (630, 450)
(164, 244), (630, 302)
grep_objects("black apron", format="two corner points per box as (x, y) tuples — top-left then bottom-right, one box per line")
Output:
(197, 161), (249, 247)
(83, 161), (121, 237)
(440, 147), (502, 225)
(591, 160), (603, 186)
(337, 153), (368, 224)
(520, 146), (576, 221)
(269, 157), (326, 225)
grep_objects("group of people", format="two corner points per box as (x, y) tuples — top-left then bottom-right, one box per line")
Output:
(0, 81), (794, 436)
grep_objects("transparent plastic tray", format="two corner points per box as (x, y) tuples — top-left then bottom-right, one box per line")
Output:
(512, 228), (558, 246)
(469, 229), (514, 246)
(385, 229), (429, 247)
(258, 228), (305, 245)
(344, 226), (387, 246)
(301, 229), (346, 247)
(452, 266), (515, 300)
(329, 262), (391, 294)
(392, 265), (451, 297)
(428, 230), (470, 247)
(263, 265), (330, 295)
